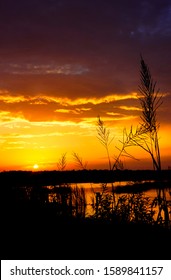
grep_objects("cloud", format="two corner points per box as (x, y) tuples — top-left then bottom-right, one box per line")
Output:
(0, 93), (27, 103)
(106, 112), (137, 121)
(0, 110), (25, 124)
(0, 63), (89, 75)
(0, 91), (141, 125)
(54, 108), (91, 114)
(118, 106), (141, 111)
(0, 91), (138, 105)
(126, 1), (171, 38)
(45, 93), (138, 106)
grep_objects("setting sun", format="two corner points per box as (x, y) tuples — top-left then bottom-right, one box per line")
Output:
(33, 164), (39, 170)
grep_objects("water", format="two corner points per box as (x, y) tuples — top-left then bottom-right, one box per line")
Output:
(8, 178), (170, 224)
(47, 180), (171, 222)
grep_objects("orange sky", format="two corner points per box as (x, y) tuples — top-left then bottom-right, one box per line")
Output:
(0, 1), (171, 171)
(0, 89), (170, 171)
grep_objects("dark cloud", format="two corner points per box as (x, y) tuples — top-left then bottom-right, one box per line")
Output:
(1, 0), (170, 54)
(0, 0), (171, 97)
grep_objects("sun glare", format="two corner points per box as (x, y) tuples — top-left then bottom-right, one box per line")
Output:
(33, 164), (39, 170)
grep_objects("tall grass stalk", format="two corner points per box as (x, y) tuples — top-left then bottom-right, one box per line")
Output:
(120, 56), (162, 171)
(72, 152), (88, 170)
(96, 116), (113, 170)
(57, 152), (67, 171)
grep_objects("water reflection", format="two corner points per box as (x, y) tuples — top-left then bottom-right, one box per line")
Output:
(7, 179), (171, 227)
(67, 181), (171, 225)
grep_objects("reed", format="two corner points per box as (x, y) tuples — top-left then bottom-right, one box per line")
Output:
(90, 183), (171, 228)
(120, 56), (162, 171)
(72, 152), (88, 170)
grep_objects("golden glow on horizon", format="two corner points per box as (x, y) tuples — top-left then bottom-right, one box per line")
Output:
(0, 90), (171, 170)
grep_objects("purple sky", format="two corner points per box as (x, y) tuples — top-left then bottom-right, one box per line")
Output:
(0, 0), (171, 92)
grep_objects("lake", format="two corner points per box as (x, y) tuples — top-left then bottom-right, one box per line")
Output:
(47, 180), (171, 222)
(1, 170), (170, 226)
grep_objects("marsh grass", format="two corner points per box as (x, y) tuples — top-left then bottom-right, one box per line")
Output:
(90, 183), (113, 219)
(2, 176), (170, 232)
(91, 183), (171, 228)
(2, 177), (171, 262)
(3, 182), (87, 220)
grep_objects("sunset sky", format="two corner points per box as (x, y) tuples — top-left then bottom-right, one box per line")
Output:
(0, 0), (171, 171)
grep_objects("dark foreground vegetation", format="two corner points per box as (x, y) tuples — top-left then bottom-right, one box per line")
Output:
(1, 169), (171, 260)
(2, 209), (171, 260)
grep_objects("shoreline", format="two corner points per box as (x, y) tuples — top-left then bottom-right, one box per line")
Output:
(0, 169), (171, 187)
